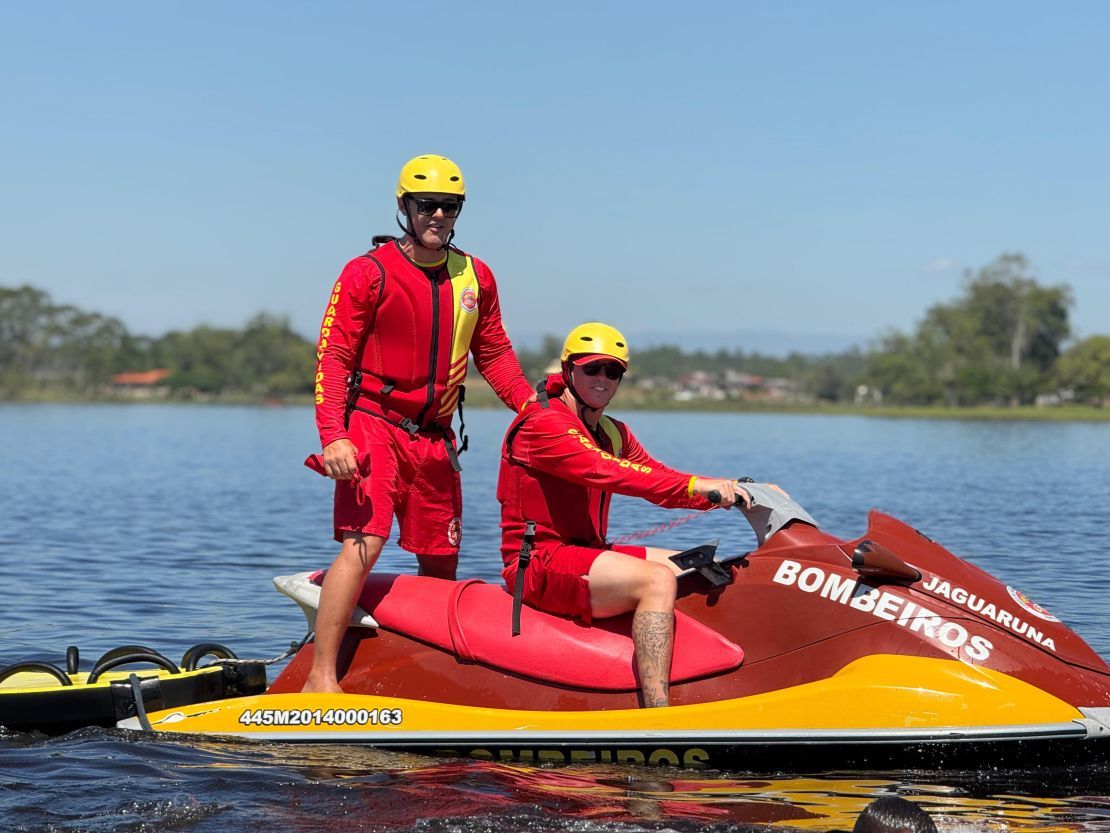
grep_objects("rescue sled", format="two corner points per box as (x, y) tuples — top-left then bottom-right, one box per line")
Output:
(118, 488), (1110, 770)
(0, 643), (266, 735)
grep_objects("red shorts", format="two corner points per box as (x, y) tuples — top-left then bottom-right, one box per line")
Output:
(504, 542), (648, 624)
(333, 410), (462, 556)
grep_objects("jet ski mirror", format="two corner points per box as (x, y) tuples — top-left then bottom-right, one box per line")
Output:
(851, 540), (922, 583)
(669, 541), (733, 587)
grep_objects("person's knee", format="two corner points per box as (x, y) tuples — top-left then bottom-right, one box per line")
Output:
(638, 562), (677, 607)
(338, 534), (384, 571)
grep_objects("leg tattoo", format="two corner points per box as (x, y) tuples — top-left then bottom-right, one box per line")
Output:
(632, 610), (674, 707)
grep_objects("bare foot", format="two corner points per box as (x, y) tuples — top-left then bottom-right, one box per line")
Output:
(301, 674), (343, 694)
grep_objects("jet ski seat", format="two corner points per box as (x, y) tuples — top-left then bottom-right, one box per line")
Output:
(311, 571), (744, 690)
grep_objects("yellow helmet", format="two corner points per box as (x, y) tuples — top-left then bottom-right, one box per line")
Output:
(561, 322), (630, 366)
(396, 154), (466, 198)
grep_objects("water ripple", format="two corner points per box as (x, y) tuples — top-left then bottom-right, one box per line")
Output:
(3, 405), (1110, 830)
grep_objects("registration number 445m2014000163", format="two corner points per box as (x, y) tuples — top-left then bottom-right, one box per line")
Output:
(238, 707), (404, 727)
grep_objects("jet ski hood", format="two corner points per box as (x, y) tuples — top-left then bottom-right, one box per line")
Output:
(854, 509), (1109, 674)
(733, 486), (1106, 675)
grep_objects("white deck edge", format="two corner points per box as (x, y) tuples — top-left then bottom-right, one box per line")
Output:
(272, 572), (379, 630)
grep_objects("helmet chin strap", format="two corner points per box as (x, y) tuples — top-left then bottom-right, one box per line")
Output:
(395, 208), (414, 240)
(396, 197), (458, 253)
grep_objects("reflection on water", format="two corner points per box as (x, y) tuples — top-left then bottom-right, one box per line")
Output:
(2, 729), (1109, 832)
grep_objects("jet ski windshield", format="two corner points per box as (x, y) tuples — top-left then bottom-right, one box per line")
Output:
(738, 483), (818, 545)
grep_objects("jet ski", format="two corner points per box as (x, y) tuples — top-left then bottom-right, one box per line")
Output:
(118, 487), (1110, 770)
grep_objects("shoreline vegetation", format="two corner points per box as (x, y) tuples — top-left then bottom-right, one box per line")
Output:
(6, 379), (1110, 423)
(3, 253), (1107, 418)
(425, 380), (1110, 422)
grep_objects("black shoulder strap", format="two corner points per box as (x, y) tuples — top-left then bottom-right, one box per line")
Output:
(357, 250), (388, 307)
(503, 388), (565, 459)
(511, 520), (536, 637)
(344, 252), (388, 429)
(503, 413), (531, 459)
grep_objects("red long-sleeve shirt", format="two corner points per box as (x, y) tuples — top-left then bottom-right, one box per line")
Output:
(498, 378), (710, 566)
(314, 240), (533, 448)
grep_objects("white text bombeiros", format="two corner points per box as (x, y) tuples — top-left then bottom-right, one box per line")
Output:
(772, 560), (994, 660)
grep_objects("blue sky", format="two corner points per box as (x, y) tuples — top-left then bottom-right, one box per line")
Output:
(2, 2), (1107, 354)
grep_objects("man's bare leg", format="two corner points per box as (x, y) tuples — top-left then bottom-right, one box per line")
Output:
(632, 610), (674, 707)
(642, 547), (684, 575)
(302, 532), (384, 693)
(587, 552), (678, 707)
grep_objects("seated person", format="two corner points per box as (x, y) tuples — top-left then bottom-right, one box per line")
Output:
(497, 322), (751, 708)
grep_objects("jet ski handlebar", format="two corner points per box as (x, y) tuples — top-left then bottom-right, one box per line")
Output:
(704, 475), (755, 507)
(707, 482), (820, 547)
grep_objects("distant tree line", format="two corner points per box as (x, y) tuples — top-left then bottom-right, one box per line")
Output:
(2, 252), (1106, 405)
(512, 336), (868, 402)
(0, 285), (313, 399)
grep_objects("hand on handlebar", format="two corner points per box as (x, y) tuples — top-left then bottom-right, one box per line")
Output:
(695, 478), (753, 509)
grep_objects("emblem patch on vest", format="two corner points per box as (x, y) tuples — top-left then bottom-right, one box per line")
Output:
(459, 288), (478, 314)
(448, 517), (462, 546)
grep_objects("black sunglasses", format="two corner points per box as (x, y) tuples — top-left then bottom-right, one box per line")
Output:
(412, 197), (463, 218)
(582, 362), (625, 380)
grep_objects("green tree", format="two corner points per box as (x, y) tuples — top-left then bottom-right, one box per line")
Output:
(235, 313), (315, 396)
(957, 254), (1071, 404)
(1056, 336), (1110, 404)
(0, 285), (54, 393)
(0, 286), (131, 395)
(155, 326), (239, 393)
(865, 254), (1073, 406)
(867, 332), (947, 404)
(802, 349), (867, 402)
(55, 309), (131, 392)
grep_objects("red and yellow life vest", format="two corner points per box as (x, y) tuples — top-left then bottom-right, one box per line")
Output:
(350, 240), (480, 428)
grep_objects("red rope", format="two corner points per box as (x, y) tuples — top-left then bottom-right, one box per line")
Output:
(610, 511), (704, 545)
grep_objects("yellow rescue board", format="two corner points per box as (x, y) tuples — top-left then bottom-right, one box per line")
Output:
(1, 665), (224, 694)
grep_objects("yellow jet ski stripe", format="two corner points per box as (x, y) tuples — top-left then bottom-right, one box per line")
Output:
(131, 655), (1082, 737)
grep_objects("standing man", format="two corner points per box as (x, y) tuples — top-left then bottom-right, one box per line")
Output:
(307, 154), (534, 693)
(498, 322), (753, 707)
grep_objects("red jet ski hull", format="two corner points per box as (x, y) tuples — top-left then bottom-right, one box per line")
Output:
(259, 508), (1110, 769)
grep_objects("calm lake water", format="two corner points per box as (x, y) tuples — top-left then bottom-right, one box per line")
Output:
(2, 404), (1109, 831)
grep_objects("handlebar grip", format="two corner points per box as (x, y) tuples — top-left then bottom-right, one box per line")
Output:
(707, 489), (722, 504)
